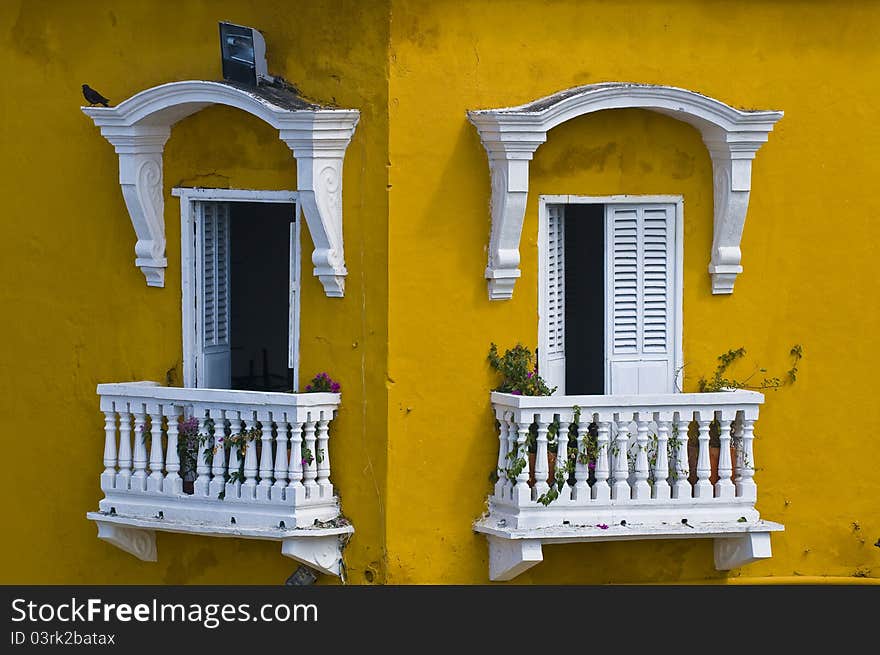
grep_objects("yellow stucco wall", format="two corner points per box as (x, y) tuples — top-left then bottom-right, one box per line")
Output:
(1, 0), (879, 586)
(386, 0), (880, 582)
(0, 0), (389, 584)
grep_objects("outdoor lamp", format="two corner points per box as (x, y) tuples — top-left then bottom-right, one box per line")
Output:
(219, 21), (273, 86)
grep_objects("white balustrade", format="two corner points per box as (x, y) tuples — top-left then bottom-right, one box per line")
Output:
(487, 390), (765, 529)
(94, 382), (342, 530)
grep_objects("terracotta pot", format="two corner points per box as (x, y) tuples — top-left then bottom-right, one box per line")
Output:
(528, 451), (557, 487)
(687, 445), (737, 486)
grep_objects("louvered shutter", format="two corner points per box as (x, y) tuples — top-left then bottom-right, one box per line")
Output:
(542, 204), (566, 394)
(605, 204), (675, 394)
(288, 213), (299, 373)
(197, 202), (232, 389)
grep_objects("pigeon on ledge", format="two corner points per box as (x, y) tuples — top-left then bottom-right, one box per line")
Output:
(82, 84), (109, 107)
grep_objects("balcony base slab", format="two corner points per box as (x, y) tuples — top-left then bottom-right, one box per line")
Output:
(474, 517), (784, 581)
(88, 512), (354, 577)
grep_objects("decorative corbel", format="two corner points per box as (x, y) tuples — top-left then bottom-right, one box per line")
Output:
(468, 117), (546, 300)
(99, 126), (171, 287)
(280, 114), (358, 298)
(703, 130), (772, 294)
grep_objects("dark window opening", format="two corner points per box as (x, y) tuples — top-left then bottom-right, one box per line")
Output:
(563, 203), (605, 395)
(229, 202), (294, 392)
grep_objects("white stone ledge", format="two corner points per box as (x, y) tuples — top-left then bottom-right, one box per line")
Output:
(474, 517), (784, 581)
(89, 512), (353, 577)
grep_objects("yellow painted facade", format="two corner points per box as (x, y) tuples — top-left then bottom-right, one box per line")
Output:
(1, 0), (878, 584)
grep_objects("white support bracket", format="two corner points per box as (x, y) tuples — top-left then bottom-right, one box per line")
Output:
(468, 83), (783, 299)
(713, 532), (773, 570)
(281, 534), (348, 577)
(83, 80), (358, 296)
(99, 126), (171, 287)
(487, 535), (544, 581)
(483, 132), (546, 300)
(94, 519), (158, 562)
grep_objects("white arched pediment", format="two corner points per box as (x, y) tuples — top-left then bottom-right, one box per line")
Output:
(467, 83), (783, 298)
(83, 80), (360, 296)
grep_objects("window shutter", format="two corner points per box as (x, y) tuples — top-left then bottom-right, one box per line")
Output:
(542, 204), (566, 393)
(606, 204), (675, 394)
(288, 213), (299, 373)
(197, 202), (232, 389)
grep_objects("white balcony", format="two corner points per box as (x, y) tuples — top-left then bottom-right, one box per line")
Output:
(474, 390), (783, 580)
(88, 382), (352, 577)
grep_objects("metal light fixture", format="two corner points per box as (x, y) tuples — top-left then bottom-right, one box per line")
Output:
(285, 565), (318, 586)
(219, 21), (273, 86)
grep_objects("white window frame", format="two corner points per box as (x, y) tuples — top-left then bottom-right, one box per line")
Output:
(538, 194), (684, 395)
(173, 187), (301, 391)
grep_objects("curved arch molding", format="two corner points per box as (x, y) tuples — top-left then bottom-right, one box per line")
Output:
(83, 80), (360, 296)
(467, 83), (783, 298)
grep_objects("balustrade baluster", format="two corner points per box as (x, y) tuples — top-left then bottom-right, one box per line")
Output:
(495, 413), (510, 499)
(225, 411), (243, 501)
(715, 412), (735, 498)
(286, 420), (305, 504)
(257, 411), (275, 501)
(116, 405), (133, 491)
(302, 417), (319, 498)
(209, 409), (227, 498)
(556, 418), (571, 501)
(694, 412), (713, 498)
(316, 416), (333, 498)
(147, 404), (165, 492)
(513, 420), (531, 504)
(573, 414), (590, 502)
(101, 402), (118, 492)
(736, 413), (758, 501)
(672, 413), (691, 499)
(163, 404), (182, 495)
(632, 415), (651, 499)
(272, 413), (290, 500)
(652, 413), (671, 500)
(611, 415), (631, 500)
(194, 409), (212, 497)
(533, 419), (550, 497)
(241, 411), (258, 500)
(131, 406), (148, 492)
(593, 418), (611, 501)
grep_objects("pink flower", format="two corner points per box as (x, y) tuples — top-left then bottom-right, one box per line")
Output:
(596, 523), (609, 530)
(588, 461), (596, 470)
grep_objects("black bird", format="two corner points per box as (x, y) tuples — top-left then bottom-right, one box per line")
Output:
(82, 84), (109, 107)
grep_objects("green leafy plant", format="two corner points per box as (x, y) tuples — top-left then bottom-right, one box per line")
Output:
(698, 344), (803, 393)
(687, 345), (804, 478)
(488, 342), (556, 396)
